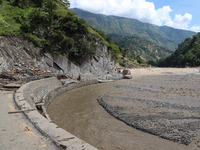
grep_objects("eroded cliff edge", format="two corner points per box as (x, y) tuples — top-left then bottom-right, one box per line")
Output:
(0, 36), (116, 79)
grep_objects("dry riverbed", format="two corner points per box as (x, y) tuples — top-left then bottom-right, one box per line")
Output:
(48, 68), (200, 150)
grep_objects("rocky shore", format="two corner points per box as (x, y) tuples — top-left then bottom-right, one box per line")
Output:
(97, 68), (200, 149)
(48, 68), (199, 150)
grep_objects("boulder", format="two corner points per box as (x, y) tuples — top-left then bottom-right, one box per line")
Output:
(0, 72), (17, 80)
(123, 75), (132, 79)
(122, 69), (131, 76)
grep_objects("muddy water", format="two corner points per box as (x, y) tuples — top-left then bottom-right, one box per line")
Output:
(47, 71), (192, 150)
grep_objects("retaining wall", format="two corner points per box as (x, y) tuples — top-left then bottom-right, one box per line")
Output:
(14, 77), (98, 150)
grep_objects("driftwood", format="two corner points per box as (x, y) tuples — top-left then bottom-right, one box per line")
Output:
(35, 102), (44, 106)
(8, 108), (36, 114)
(58, 137), (75, 142)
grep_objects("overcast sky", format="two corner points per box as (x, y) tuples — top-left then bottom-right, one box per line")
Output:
(69, 0), (200, 32)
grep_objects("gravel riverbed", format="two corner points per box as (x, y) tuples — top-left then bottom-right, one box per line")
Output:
(48, 68), (200, 150)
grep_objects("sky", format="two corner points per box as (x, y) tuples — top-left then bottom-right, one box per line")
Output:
(69, 0), (200, 32)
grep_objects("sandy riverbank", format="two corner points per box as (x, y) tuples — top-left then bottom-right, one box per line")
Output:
(48, 68), (200, 150)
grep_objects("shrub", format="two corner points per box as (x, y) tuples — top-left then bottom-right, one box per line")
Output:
(69, 36), (95, 60)
(24, 33), (48, 48)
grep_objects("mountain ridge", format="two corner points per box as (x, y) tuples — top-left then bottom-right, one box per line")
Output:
(108, 34), (172, 62)
(72, 8), (196, 52)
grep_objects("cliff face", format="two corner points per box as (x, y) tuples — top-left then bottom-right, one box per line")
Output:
(0, 36), (116, 78)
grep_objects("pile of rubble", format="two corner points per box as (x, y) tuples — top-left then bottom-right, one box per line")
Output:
(0, 68), (53, 90)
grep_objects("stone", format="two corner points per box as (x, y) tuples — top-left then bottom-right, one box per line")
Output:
(0, 72), (16, 80)
(3, 83), (21, 88)
(26, 70), (34, 76)
(123, 75), (132, 79)
(122, 69), (131, 76)
(56, 74), (68, 80)
(22, 70), (34, 77)
(60, 79), (78, 85)
(98, 79), (114, 83)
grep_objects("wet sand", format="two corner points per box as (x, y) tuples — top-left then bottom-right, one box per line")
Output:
(47, 68), (200, 150)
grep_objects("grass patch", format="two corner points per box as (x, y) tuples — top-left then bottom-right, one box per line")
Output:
(24, 33), (49, 48)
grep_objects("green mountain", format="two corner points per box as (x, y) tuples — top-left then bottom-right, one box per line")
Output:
(108, 34), (172, 62)
(158, 33), (200, 67)
(72, 8), (196, 52)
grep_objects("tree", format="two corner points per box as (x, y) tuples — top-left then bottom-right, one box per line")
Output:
(158, 33), (200, 67)
(62, 0), (70, 8)
(13, 0), (44, 8)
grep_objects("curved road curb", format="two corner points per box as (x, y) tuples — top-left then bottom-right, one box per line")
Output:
(14, 77), (98, 150)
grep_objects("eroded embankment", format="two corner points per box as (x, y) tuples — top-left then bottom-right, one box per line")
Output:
(48, 68), (200, 150)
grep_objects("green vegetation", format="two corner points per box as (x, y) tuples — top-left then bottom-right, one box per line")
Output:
(91, 28), (147, 67)
(0, 1), (96, 62)
(0, 0), (145, 66)
(0, 0), (32, 35)
(108, 34), (172, 62)
(72, 8), (195, 52)
(0, 2), (197, 68)
(158, 33), (200, 67)
(0, 0), (95, 61)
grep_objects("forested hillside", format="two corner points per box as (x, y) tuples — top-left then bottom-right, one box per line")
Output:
(0, 0), (95, 61)
(72, 8), (195, 52)
(0, 0), (145, 67)
(158, 33), (200, 67)
(108, 34), (172, 62)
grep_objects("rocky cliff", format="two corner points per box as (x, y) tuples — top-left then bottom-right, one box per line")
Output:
(0, 36), (116, 79)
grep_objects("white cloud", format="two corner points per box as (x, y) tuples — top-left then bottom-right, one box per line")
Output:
(190, 25), (200, 32)
(69, 0), (197, 31)
(166, 13), (192, 30)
